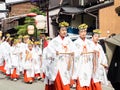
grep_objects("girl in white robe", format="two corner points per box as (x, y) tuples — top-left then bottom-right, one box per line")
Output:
(17, 37), (26, 74)
(23, 42), (37, 84)
(43, 47), (55, 90)
(0, 43), (5, 73)
(46, 35), (75, 90)
(91, 30), (108, 90)
(33, 42), (42, 80)
(1, 39), (12, 76)
(10, 40), (20, 80)
(73, 23), (94, 90)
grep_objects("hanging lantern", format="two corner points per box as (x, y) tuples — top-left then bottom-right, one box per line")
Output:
(34, 15), (46, 30)
(36, 22), (46, 30)
(27, 25), (35, 35)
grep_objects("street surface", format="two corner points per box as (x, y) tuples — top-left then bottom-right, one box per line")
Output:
(0, 73), (114, 90)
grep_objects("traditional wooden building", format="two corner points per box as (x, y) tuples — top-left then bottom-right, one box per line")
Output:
(7, 0), (36, 17)
(49, 0), (114, 38)
(0, 0), (37, 34)
(99, 0), (120, 37)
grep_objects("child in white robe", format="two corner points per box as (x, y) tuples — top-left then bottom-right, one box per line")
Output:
(33, 41), (42, 80)
(23, 41), (37, 84)
(10, 39), (20, 81)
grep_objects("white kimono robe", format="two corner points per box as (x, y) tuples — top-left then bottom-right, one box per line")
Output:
(42, 47), (54, 85)
(24, 48), (37, 77)
(17, 42), (26, 72)
(10, 45), (20, 75)
(91, 42), (108, 85)
(73, 37), (94, 87)
(1, 41), (11, 74)
(33, 45), (42, 74)
(46, 35), (75, 85)
(0, 44), (4, 66)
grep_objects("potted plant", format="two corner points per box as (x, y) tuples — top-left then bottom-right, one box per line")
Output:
(115, 6), (120, 16)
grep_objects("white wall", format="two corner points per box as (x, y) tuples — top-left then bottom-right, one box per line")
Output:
(0, 2), (6, 18)
(49, 17), (55, 38)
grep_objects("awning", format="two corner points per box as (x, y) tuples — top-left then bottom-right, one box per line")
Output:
(49, 8), (60, 16)
(105, 34), (120, 47)
(1, 14), (27, 32)
(60, 7), (84, 14)
(84, 1), (114, 13)
(105, 34), (120, 65)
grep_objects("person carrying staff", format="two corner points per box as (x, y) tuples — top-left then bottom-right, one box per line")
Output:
(73, 23), (94, 90)
(91, 29), (108, 90)
(45, 21), (75, 90)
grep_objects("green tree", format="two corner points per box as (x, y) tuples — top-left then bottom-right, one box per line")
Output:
(15, 7), (46, 37)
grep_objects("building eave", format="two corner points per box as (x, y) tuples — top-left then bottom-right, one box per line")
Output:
(84, 1), (114, 13)
(60, 6), (84, 15)
(0, 9), (9, 12)
(49, 0), (69, 11)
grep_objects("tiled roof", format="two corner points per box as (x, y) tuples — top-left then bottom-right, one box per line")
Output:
(49, 0), (69, 10)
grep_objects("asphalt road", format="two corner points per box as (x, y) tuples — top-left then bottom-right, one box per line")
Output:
(0, 73), (44, 90)
(0, 73), (114, 90)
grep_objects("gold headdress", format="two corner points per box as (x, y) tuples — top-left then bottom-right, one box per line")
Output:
(27, 40), (33, 45)
(14, 39), (18, 44)
(18, 35), (23, 39)
(23, 35), (30, 39)
(93, 29), (101, 34)
(9, 37), (13, 41)
(78, 23), (88, 31)
(34, 41), (40, 45)
(59, 21), (69, 27)
(6, 33), (10, 37)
